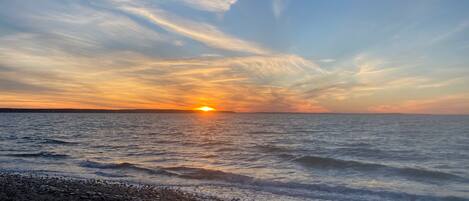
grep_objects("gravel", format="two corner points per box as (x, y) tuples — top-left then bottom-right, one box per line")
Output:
(0, 173), (228, 201)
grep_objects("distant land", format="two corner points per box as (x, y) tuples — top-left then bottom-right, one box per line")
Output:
(0, 108), (235, 113)
(0, 108), (463, 115)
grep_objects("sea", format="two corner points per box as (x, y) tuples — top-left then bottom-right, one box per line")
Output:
(0, 113), (468, 201)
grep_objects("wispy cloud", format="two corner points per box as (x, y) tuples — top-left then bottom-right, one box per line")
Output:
(0, 27), (328, 111)
(118, 5), (270, 55)
(368, 94), (469, 114)
(319, 59), (336, 63)
(179, 0), (237, 13)
(1, 0), (468, 113)
(272, 0), (289, 19)
(430, 20), (469, 44)
(108, 54), (328, 111)
(0, 78), (58, 93)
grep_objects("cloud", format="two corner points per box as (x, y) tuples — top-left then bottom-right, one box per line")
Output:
(117, 54), (325, 86)
(319, 59), (336, 63)
(272, 0), (289, 19)
(368, 94), (469, 114)
(173, 40), (185, 47)
(200, 53), (222, 57)
(0, 1), (187, 59)
(179, 0), (237, 13)
(430, 20), (469, 44)
(2, 1), (467, 113)
(118, 5), (270, 54)
(0, 25), (327, 111)
(0, 78), (58, 93)
(107, 54), (328, 111)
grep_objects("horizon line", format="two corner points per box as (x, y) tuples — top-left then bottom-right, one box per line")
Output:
(0, 108), (468, 115)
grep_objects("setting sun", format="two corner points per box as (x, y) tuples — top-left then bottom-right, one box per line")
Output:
(195, 106), (216, 112)
(1, 1), (468, 200)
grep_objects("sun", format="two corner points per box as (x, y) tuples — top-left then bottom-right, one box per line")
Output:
(195, 106), (216, 112)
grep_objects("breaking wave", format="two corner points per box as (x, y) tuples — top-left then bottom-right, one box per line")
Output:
(164, 166), (255, 183)
(79, 160), (468, 201)
(292, 155), (468, 182)
(80, 160), (254, 183)
(79, 161), (175, 176)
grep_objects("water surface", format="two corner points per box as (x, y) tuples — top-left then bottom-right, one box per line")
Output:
(1, 113), (468, 200)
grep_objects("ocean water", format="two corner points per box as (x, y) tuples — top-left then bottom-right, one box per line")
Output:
(0, 113), (468, 201)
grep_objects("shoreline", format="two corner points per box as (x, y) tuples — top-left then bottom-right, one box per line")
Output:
(0, 173), (227, 201)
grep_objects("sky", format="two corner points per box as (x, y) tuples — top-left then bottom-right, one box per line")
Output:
(0, 0), (468, 113)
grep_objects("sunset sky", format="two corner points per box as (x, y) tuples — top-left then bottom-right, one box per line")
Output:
(1, 0), (468, 113)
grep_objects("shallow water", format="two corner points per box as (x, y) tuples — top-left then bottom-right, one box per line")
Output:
(1, 113), (468, 200)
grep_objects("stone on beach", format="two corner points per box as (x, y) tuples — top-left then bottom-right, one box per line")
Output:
(0, 173), (225, 201)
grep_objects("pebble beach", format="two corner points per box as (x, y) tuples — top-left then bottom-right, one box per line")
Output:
(0, 173), (226, 201)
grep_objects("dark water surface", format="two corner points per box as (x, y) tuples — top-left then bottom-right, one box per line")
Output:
(1, 113), (468, 200)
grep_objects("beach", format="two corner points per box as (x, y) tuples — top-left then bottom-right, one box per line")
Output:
(1, 0), (468, 200)
(0, 173), (225, 201)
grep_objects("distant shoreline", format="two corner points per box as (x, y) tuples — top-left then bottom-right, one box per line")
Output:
(0, 108), (235, 113)
(0, 108), (466, 115)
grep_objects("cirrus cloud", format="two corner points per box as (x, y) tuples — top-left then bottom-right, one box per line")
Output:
(118, 5), (270, 55)
(179, 0), (237, 13)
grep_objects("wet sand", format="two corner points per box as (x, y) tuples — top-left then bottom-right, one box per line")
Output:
(0, 173), (227, 201)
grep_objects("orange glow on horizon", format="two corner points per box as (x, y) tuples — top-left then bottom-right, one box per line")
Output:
(195, 106), (216, 112)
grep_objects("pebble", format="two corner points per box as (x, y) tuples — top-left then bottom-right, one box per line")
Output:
(0, 173), (226, 201)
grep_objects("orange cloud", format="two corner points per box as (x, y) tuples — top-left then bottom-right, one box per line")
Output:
(368, 94), (469, 114)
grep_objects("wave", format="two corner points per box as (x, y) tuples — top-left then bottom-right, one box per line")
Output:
(80, 160), (254, 183)
(292, 155), (468, 183)
(73, 160), (468, 201)
(164, 166), (255, 183)
(168, 167), (469, 201)
(42, 139), (78, 145)
(79, 161), (175, 177)
(293, 155), (384, 170)
(258, 144), (291, 153)
(335, 147), (429, 161)
(397, 167), (467, 181)
(84, 162), (467, 201)
(4, 151), (69, 159)
(94, 171), (129, 178)
(200, 141), (230, 147)
(247, 131), (287, 135)
(215, 147), (237, 152)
